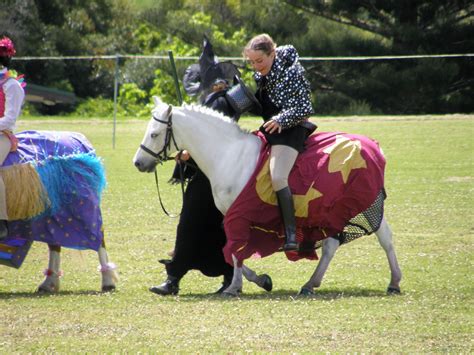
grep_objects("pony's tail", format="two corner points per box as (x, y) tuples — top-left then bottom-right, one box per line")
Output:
(0, 164), (50, 220)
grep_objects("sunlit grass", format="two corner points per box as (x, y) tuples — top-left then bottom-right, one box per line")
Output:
(0, 114), (472, 352)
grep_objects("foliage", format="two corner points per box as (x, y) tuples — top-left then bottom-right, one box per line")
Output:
(118, 83), (148, 115)
(20, 102), (41, 117)
(72, 97), (120, 118)
(283, 0), (473, 114)
(120, 14), (249, 107)
(4, 0), (473, 115)
(70, 85), (152, 118)
(4, 0), (138, 97)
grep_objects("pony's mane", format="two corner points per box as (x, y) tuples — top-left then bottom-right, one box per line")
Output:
(178, 104), (250, 138)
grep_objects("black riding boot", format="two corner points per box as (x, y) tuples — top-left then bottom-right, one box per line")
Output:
(276, 187), (298, 251)
(149, 275), (180, 296)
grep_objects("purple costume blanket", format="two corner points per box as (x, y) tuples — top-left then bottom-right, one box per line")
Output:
(0, 131), (106, 268)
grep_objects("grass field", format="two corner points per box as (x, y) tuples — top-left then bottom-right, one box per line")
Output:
(0, 114), (472, 352)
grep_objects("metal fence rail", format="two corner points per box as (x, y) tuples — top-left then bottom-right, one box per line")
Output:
(13, 53), (473, 148)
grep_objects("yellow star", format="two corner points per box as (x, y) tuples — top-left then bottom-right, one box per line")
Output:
(255, 159), (322, 218)
(294, 182), (321, 217)
(323, 135), (367, 183)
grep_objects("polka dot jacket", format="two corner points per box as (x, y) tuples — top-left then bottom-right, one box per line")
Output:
(254, 45), (313, 130)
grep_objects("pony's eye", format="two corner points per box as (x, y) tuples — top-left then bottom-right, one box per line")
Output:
(151, 133), (158, 139)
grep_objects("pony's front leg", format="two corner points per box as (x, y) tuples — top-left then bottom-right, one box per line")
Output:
(375, 217), (402, 294)
(242, 265), (273, 292)
(299, 237), (340, 295)
(37, 245), (62, 293)
(222, 255), (243, 297)
(97, 239), (118, 292)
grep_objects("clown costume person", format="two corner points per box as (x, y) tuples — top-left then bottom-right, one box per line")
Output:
(0, 36), (26, 238)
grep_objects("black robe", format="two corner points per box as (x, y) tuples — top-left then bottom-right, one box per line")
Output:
(163, 90), (237, 280)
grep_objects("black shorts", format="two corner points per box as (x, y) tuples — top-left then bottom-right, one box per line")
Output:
(259, 124), (309, 153)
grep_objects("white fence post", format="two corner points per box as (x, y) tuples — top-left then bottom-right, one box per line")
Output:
(112, 54), (120, 149)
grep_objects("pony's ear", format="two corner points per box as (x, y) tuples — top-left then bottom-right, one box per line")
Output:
(152, 96), (163, 107)
(165, 105), (172, 117)
(152, 96), (172, 118)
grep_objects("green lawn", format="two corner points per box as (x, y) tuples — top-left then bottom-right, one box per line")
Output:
(0, 114), (472, 352)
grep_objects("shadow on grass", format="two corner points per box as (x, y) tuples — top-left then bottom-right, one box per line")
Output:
(173, 287), (397, 302)
(0, 289), (112, 299)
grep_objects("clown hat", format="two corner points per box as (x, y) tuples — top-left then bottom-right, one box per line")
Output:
(0, 37), (16, 58)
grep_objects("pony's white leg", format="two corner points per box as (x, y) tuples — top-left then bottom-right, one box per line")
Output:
(37, 245), (62, 293)
(299, 237), (340, 295)
(97, 239), (118, 292)
(222, 255), (243, 297)
(375, 217), (402, 293)
(242, 265), (273, 292)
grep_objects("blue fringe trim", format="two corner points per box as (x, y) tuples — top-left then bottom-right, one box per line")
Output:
(34, 153), (106, 217)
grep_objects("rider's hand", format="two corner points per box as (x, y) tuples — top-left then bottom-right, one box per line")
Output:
(175, 150), (190, 162)
(263, 119), (282, 134)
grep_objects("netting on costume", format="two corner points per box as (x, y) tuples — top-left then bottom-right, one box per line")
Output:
(338, 188), (386, 245)
(311, 188), (386, 250)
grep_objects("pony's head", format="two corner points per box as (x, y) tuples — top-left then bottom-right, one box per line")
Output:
(133, 96), (176, 172)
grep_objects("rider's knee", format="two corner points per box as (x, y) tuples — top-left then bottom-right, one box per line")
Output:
(271, 176), (288, 192)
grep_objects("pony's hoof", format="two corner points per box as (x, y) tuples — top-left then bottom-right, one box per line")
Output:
(260, 274), (273, 292)
(298, 287), (314, 296)
(102, 285), (116, 292)
(37, 286), (57, 294)
(387, 286), (401, 295)
(221, 289), (242, 298)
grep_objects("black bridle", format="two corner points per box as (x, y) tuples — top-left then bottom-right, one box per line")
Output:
(139, 112), (185, 217)
(139, 113), (179, 163)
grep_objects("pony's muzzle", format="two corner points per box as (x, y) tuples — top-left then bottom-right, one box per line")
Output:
(134, 160), (156, 173)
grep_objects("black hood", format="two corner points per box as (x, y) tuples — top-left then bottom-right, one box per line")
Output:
(182, 35), (240, 102)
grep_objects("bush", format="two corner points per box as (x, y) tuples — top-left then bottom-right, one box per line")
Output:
(314, 91), (352, 115)
(343, 100), (373, 115)
(72, 97), (119, 118)
(21, 102), (41, 117)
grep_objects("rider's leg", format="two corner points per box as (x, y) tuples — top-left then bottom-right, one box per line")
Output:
(270, 145), (299, 251)
(0, 134), (11, 239)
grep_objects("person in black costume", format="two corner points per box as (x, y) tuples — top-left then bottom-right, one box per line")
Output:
(150, 37), (250, 295)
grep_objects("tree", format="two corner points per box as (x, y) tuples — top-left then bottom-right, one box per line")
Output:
(6, 0), (139, 104)
(282, 0), (473, 113)
(5, 0), (472, 115)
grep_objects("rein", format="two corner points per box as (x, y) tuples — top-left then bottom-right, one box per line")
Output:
(139, 113), (185, 218)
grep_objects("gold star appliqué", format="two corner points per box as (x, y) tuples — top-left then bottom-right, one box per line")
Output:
(323, 135), (367, 183)
(255, 159), (322, 218)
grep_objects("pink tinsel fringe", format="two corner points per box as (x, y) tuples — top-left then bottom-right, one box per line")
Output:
(43, 269), (64, 277)
(97, 262), (117, 273)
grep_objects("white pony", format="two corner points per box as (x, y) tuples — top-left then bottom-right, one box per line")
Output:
(134, 97), (402, 297)
(35, 242), (117, 293)
(0, 130), (118, 293)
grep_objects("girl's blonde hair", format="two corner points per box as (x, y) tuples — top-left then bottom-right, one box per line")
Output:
(243, 33), (276, 56)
